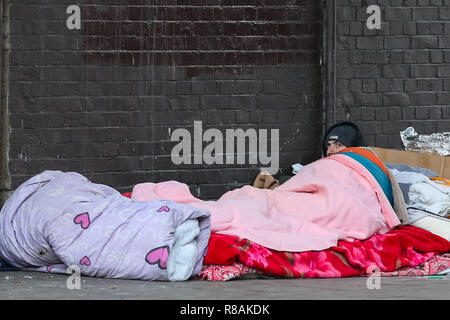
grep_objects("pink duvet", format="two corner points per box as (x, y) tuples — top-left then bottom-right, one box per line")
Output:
(132, 154), (400, 252)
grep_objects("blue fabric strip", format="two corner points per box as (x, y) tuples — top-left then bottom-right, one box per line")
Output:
(340, 152), (394, 207)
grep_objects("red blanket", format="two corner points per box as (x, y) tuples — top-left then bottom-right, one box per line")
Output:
(200, 225), (449, 280)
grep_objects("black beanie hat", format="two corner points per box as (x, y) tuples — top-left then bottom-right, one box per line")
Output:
(322, 121), (366, 156)
(326, 125), (357, 147)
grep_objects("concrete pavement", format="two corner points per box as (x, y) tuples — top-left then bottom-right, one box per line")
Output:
(1, 270), (449, 300)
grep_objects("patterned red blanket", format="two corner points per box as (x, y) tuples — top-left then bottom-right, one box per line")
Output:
(199, 225), (450, 281)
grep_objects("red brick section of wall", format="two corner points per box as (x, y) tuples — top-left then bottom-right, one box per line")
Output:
(81, 1), (320, 72)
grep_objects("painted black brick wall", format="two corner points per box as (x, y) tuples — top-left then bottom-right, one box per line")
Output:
(5, 0), (323, 199)
(335, 0), (450, 148)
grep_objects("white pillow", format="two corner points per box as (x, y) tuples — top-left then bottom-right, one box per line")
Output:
(411, 216), (450, 241)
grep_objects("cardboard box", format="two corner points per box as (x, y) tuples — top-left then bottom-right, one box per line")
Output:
(370, 147), (450, 179)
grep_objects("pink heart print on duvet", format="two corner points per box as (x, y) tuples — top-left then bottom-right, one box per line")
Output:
(73, 212), (90, 229)
(145, 246), (170, 269)
(157, 206), (170, 212)
(79, 256), (91, 266)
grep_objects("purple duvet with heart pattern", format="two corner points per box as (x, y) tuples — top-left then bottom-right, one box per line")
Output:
(0, 171), (211, 281)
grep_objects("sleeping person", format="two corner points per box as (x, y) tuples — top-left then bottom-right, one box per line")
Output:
(132, 145), (406, 253)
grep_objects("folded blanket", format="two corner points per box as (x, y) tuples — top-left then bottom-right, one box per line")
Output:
(408, 177), (450, 217)
(199, 225), (450, 280)
(0, 171), (211, 281)
(132, 152), (400, 252)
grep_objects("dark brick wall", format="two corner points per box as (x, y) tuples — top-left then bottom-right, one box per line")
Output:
(5, 0), (323, 199)
(335, 0), (450, 148)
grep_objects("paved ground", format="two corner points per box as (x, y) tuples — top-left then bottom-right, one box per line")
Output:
(1, 270), (449, 300)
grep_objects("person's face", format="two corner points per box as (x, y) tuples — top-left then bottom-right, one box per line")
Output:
(326, 140), (347, 157)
